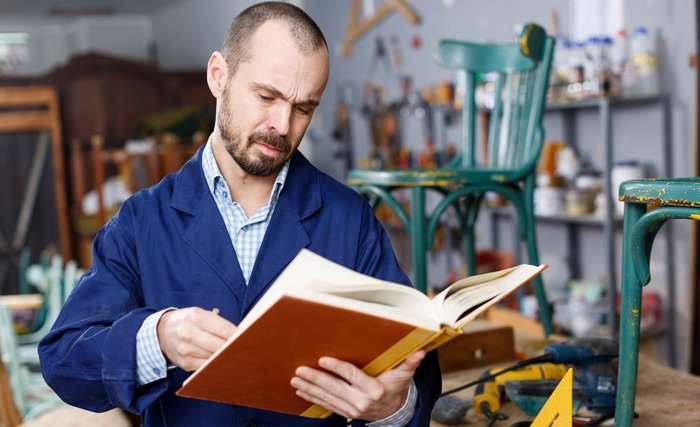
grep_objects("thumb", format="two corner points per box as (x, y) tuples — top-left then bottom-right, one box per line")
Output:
(380, 351), (425, 382)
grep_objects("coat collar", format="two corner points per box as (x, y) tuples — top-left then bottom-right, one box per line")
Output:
(171, 145), (321, 222)
(170, 145), (322, 314)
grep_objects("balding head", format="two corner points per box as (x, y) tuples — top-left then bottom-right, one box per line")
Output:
(222, 1), (328, 77)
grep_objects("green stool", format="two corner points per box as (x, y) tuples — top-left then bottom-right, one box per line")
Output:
(348, 23), (555, 335)
(616, 178), (700, 426)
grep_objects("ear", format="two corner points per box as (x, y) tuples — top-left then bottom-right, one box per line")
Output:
(207, 51), (229, 99)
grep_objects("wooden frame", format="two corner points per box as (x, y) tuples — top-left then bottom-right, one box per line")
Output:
(0, 357), (21, 427)
(341, 0), (420, 57)
(0, 86), (71, 261)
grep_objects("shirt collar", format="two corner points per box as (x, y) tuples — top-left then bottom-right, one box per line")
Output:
(202, 134), (290, 205)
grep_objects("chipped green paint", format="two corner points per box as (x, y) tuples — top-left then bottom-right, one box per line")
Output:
(620, 179), (700, 208)
(616, 199), (700, 427)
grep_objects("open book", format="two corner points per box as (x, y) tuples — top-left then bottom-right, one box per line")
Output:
(177, 249), (545, 418)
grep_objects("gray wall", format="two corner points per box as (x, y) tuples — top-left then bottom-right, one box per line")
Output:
(305, 0), (696, 369)
(147, 0), (696, 369)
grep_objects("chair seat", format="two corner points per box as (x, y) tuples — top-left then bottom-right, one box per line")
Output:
(619, 178), (700, 207)
(347, 167), (523, 188)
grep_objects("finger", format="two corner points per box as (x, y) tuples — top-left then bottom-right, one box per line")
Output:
(391, 351), (425, 376)
(295, 389), (352, 419)
(178, 356), (209, 372)
(292, 377), (358, 419)
(174, 341), (212, 359)
(295, 366), (364, 403)
(189, 307), (238, 339)
(187, 327), (228, 354)
(318, 357), (382, 397)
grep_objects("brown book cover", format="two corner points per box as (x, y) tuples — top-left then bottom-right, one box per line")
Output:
(176, 295), (431, 415)
(176, 249), (544, 417)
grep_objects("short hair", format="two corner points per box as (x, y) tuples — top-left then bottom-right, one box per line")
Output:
(222, 1), (328, 76)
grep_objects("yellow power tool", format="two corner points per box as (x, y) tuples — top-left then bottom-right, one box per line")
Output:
(473, 363), (567, 422)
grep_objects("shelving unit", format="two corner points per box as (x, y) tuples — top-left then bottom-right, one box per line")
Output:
(488, 94), (678, 366)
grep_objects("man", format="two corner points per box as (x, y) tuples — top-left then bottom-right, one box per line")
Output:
(39, 3), (440, 426)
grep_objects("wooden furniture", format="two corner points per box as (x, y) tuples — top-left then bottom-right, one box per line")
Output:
(615, 178), (700, 427)
(348, 24), (555, 334)
(437, 321), (515, 373)
(0, 356), (21, 427)
(70, 132), (206, 267)
(0, 86), (71, 263)
(41, 53), (214, 145)
(0, 294), (43, 311)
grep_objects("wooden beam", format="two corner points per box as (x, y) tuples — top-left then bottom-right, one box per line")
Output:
(0, 86), (56, 107)
(0, 112), (52, 132)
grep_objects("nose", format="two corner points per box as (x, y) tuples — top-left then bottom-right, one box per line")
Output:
(267, 103), (291, 136)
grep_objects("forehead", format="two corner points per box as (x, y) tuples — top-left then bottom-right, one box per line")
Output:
(235, 20), (328, 98)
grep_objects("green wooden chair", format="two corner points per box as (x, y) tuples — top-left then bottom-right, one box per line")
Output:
(615, 178), (700, 427)
(348, 23), (555, 335)
(0, 304), (64, 421)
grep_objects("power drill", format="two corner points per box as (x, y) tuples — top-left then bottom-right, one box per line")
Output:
(539, 337), (618, 416)
(473, 363), (568, 425)
(436, 337), (618, 425)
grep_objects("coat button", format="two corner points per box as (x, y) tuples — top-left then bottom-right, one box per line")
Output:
(244, 420), (257, 427)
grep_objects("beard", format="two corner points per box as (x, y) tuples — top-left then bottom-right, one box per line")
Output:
(218, 86), (293, 177)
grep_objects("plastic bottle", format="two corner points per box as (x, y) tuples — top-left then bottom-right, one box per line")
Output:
(599, 36), (613, 95)
(583, 37), (598, 92)
(630, 26), (659, 96)
(611, 29), (629, 96)
(551, 35), (571, 100)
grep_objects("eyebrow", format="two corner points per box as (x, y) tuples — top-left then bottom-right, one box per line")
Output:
(250, 82), (319, 107)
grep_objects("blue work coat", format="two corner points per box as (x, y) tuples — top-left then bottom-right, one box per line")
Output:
(39, 147), (441, 427)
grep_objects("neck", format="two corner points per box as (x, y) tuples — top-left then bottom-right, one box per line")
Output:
(211, 129), (278, 216)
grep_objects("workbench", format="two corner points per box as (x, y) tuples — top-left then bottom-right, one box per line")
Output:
(432, 353), (700, 426)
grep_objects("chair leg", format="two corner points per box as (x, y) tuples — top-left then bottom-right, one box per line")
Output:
(615, 203), (647, 427)
(410, 187), (428, 293)
(463, 225), (476, 276)
(462, 195), (483, 276)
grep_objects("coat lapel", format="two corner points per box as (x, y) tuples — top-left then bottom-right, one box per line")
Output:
(242, 152), (321, 314)
(170, 147), (246, 301)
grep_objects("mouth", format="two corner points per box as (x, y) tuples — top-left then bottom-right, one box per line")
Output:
(255, 141), (285, 157)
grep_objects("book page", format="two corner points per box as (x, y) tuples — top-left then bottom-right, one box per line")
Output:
(433, 265), (545, 327)
(239, 249), (435, 332)
(430, 267), (518, 311)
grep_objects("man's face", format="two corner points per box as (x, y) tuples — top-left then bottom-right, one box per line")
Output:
(216, 21), (328, 176)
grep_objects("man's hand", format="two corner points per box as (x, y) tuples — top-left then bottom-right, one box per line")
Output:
(156, 307), (237, 371)
(291, 351), (425, 421)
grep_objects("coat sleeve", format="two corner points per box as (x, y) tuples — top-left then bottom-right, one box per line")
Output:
(354, 203), (442, 426)
(39, 202), (169, 414)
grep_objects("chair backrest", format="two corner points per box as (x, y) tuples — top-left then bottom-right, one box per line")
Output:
(436, 23), (554, 175)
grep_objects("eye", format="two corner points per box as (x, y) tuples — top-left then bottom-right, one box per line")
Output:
(258, 94), (273, 102)
(295, 106), (310, 116)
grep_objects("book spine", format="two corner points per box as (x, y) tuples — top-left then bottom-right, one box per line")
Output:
(421, 326), (462, 353)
